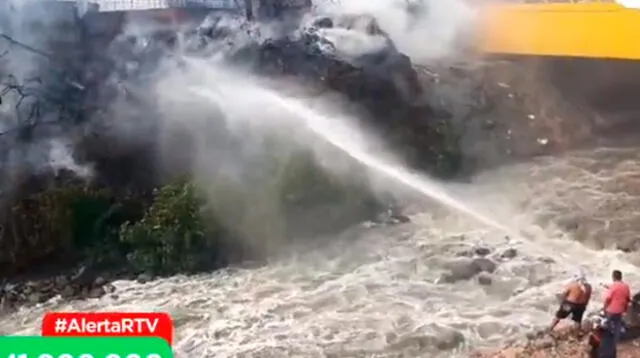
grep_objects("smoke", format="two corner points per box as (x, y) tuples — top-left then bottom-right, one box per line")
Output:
(0, 0), (93, 191)
(48, 139), (93, 178)
(0, 1), (43, 83)
(0, 0), (481, 256)
(145, 55), (384, 255)
(313, 0), (477, 63)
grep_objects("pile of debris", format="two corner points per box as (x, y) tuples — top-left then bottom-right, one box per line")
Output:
(213, 13), (461, 175)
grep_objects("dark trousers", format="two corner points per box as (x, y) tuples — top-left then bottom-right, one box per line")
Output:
(599, 313), (623, 358)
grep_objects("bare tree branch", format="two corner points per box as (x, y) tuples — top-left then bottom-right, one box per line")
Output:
(0, 33), (89, 139)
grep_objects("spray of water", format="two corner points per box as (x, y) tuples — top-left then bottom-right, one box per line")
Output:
(189, 77), (512, 234)
(4, 50), (640, 358)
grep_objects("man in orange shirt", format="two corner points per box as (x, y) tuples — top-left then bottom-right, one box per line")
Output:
(549, 270), (592, 332)
(599, 270), (631, 358)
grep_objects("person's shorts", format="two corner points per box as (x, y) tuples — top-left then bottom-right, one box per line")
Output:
(555, 301), (587, 323)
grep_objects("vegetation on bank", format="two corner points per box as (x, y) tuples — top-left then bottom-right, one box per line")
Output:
(0, 109), (462, 281)
(0, 147), (390, 278)
(0, 13), (465, 281)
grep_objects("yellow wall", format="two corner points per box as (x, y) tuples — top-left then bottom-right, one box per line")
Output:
(477, 3), (640, 60)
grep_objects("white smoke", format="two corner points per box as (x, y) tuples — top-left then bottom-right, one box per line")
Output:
(0, 0), (93, 181)
(47, 139), (93, 178)
(313, 0), (477, 62)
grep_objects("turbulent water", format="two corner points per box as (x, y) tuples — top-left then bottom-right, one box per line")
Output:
(3, 62), (640, 357)
(2, 146), (640, 357)
(3, 127), (640, 357)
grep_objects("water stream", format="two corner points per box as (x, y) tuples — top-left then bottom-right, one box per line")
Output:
(189, 78), (512, 234)
(3, 60), (640, 358)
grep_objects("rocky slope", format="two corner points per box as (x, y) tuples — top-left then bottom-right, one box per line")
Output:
(471, 293), (640, 357)
(418, 59), (594, 173)
(471, 326), (640, 358)
(423, 56), (640, 173)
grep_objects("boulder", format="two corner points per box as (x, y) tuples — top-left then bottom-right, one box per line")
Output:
(477, 272), (493, 286)
(136, 272), (153, 284)
(440, 258), (482, 283)
(433, 329), (465, 350)
(500, 248), (518, 259)
(439, 257), (499, 283)
(86, 286), (106, 299)
(472, 258), (497, 273)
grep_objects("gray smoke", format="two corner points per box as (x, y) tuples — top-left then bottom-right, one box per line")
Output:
(0, 0), (93, 189)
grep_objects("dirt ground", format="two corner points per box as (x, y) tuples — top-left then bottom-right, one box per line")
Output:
(420, 57), (640, 173)
(470, 325), (640, 358)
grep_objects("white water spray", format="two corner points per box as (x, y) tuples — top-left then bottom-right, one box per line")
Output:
(190, 81), (512, 234)
(6, 64), (640, 358)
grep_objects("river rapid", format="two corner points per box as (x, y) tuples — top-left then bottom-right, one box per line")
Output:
(2, 146), (640, 358)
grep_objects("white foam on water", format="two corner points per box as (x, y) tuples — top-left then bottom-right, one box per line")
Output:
(3, 64), (640, 358)
(2, 206), (638, 357)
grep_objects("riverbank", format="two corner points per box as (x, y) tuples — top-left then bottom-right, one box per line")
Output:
(471, 321), (640, 357)
(0, 266), (148, 315)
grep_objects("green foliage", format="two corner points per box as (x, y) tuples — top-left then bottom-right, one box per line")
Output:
(118, 180), (223, 274)
(0, 185), (142, 272)
(0, 141), (385, 276)
(0, 187), (75, 270)
(277, 150), (381, 236)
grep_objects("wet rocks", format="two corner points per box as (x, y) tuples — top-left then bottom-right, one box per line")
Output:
(136, 272), (154, 284)
(475, 247), (492, 257)
(456, 245), (492, 258)
(454, 249), (473, 258)
(0, 269), (118, 315)
(500, 248), (518, 260)
(438, 257), (498, 283)
(60, 285), (75, 299)
(94, 276), (106, 287)
(86, 286), (106, 299)
(477, 272), (493, 286)
(473, 258), (497, 273)
(433, 329), (465, 350)
(439, 258), (481, 282)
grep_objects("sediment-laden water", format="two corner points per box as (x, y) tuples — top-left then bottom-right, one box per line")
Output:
(2, 146), (640, 358)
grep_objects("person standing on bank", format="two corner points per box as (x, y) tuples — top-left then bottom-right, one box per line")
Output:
(600, 269), (631, 358)
(549, 270), (592, 332)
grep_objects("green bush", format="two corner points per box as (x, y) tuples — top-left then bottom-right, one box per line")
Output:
(117, 144), (383, 270)
(0, 185), (141, 272)
(0, 187), (75, 270)
(0, 143), (384, 276)
(118, 180), (225, 274)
